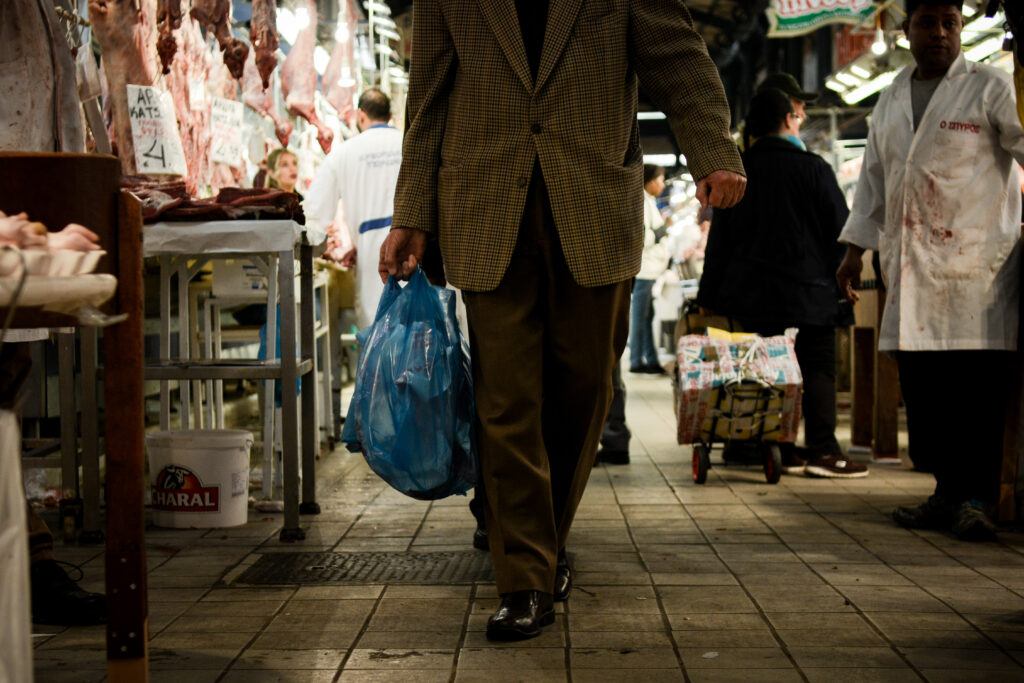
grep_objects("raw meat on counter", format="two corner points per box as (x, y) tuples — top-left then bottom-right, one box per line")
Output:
(250, 0), (279, 89)
(156, 0), (183, 74)
(242, 50), (292, 147)
(123, 177), (304, 223)
(189, 0), (248, 80)
(88, 0), (159, 174)
(281, 0), (334, 153)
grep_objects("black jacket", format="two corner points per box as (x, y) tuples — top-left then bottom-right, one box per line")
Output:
(697, 136), (852, 328)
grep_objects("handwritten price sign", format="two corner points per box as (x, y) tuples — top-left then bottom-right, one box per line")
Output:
(127, 85), (187, 176)
(210, 97), (245, 168)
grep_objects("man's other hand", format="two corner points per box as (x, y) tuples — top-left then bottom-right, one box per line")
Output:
(379, 228), (428, 282)
(339, 246), (357, 268)
(836, 245), (865, 303)
(696, 171), (746, 210)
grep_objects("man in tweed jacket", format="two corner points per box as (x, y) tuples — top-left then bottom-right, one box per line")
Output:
(380, 0), (746, 640)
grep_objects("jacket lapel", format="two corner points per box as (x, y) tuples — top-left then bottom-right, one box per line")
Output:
(535, 0), (584, 92)
(478, 0), (535, 93)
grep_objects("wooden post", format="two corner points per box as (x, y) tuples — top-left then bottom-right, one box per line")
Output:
(874, 287), (900, 458)
(104, 191), (149, 682)
(997, 252), (1024, 522)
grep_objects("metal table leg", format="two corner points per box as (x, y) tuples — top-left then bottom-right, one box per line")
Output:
(159, 255), (171, 430)
(278, 252), (304, 540)
(299, 244), (319, 515)
(177, 260), (191, 429)
(80, 327), (103, 543)
(262, 257), (278, 500)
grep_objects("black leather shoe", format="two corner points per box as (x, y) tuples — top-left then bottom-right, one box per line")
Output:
(31, 560), (106, 626)
(595, 448), (629, 465)
(554, 550), (572, 602)
(486, 590), (554, 641)
(472, 525), (489, 551)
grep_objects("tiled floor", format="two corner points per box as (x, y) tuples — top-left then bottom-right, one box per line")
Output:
(33, 372), (1024, 682)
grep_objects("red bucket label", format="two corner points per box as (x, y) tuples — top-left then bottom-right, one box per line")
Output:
(152, 464), (220, 512)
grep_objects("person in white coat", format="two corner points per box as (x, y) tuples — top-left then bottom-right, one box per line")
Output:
(629, 165), (672, 374)
(305, 88), (403, 328)
(836, 0), (1024, 541)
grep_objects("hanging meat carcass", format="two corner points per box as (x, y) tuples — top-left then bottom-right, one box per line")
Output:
(242, 50), (293, 147)
(163, 11), (214, 193)
(322, 0), (358, 130)
(250, 0), (279, 89)
(88, 0), (159, 174)
(281, 0), (334, 153)
(189, 0), (248, 80)
(156, 0), (182, 74)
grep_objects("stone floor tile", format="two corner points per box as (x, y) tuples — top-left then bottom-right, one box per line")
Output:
(453, 671), (567, 682)
(355, 630), (463, 649)
(34, 625), (107, 650)
(374, 597), (471, 616)
(232, 648), (347, 669)
(775, 626), (885, 648)
(148, 587), (208, 603)
(569, 670), (684, 683)
(568, 630), (674, 648)
(201, 587), (295, 602)
(148, 630), (256, 651)
(673, 628), (778, 648)
(886, 629), (996, 649)
(150, 671), (223, 683)
(462, 629), (566, 648)
(32, 648), (108, 670)
(29, 668), (106, 683)
(220, 670), (338, 682)
(657, 586), (758, 614)
(569, 613), (668, 631)
(570, 646), (679, 669)
(456, 647), (565, 669)
(800, 668), (921, 682)
(383, 585), (472, 599)
(164, 614), (273, 633)
(712, 544), (799, 564)
(292, 585), (384, 600)
(838, 586), (953, 612)
(651, 572), (739, 586)
(787, 646), (906, 668)
(370, 612), (467, 632)
(928, 587), (1024, 614)
(341, 648), (455, 671)
(148, 648), (240, 670)
(180, 599), (284, 617)
(746, 584), (852, 613)
(812, 563), (914, 586)
(919, 670), (1024, 683)
(865, 612), (975, 632)
(900, 648), (1024, 670)
(688, 670), (802, 683)
(575, 571), (653, 586)
(567, 585), (662, 614)
(677, 647), (792, 669)
(667, 613), (769, 630)
(250, 630), (359, 650)
(961, 612), (1024, 633)
(265, 612), (370, 632)
(273, 599), (377, 619)
(791, 544), (879, 564)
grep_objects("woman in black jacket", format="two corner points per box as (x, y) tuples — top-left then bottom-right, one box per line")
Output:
(698, 87), (865, 479)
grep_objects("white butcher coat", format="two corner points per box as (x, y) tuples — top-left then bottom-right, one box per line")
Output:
(305, 124), (403, 328)
(840, 53), (1024, 352)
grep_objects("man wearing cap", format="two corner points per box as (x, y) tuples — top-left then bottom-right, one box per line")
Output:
(757, 72), (818, 123)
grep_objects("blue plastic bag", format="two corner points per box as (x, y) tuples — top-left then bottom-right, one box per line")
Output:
(341, 267), (477, 499)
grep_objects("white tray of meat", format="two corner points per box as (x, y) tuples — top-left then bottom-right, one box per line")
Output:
(0, 273), (117, 311)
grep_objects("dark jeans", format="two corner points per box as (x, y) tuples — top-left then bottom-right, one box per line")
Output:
(896, 350), (1011, 505)
(629, 278), (657, 368)
(600, 363), (630, 452)
(740, 323), (840, 454)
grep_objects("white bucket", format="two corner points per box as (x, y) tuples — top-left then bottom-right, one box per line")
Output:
(146, 430), (253, 528)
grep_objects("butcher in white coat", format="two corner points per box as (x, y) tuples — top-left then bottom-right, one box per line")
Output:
(837, 0), (1024, 542)
(305, 88), (403, 328)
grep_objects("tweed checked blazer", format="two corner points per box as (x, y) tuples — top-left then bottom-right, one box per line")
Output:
(392, 0), (745, 292)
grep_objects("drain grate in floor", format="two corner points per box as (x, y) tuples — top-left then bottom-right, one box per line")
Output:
(233, 551), (494, 585)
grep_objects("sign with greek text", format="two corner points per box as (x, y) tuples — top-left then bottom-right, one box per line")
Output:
(126, 84), (187, 176)
(210, 97), (245, 168)
(768, 0), (875, 37)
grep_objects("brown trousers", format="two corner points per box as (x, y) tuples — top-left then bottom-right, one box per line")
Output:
(462, 173), (631, 595)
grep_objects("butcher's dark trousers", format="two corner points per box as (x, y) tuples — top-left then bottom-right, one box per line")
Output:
(740, 323), (840, 454)
(896, 351), (1011, 505)
(462, 173), (630, 595)
(600, 363), (630, 452)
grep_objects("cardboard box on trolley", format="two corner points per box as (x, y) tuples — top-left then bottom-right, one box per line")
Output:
(675, 331), (802, 445)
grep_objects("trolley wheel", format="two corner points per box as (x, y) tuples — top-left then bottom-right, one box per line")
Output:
(762, 443), (782, 484)
(692, 443), (710, 484)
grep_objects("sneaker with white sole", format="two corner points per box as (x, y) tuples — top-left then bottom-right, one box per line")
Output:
(804, 454), (869, 479)
(781, 450), (806, 475)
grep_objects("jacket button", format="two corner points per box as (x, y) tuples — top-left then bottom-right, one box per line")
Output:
(531, 123), (543, 134)
(518, 176), (529, 188)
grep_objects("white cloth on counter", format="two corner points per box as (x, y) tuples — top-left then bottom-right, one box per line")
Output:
(839, 53), (1024, 352)
(304, 124), (403, 329)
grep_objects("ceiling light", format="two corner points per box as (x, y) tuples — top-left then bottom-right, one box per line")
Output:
(850, 64), (871, 78)
(896, 36), (910, 49)
(835, 72), (861, 87)
(841, 70), (898, 104)
(964, 36), (1005, 61)
(374, 15), (397, 29)
(375, 26), (401, 41)
(871, 27), (887, 55)
(643, 154), (678, 167)
(825, 79), (845, 92)
(637, 111), (667, 121)
(364, 1), (391, 15)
